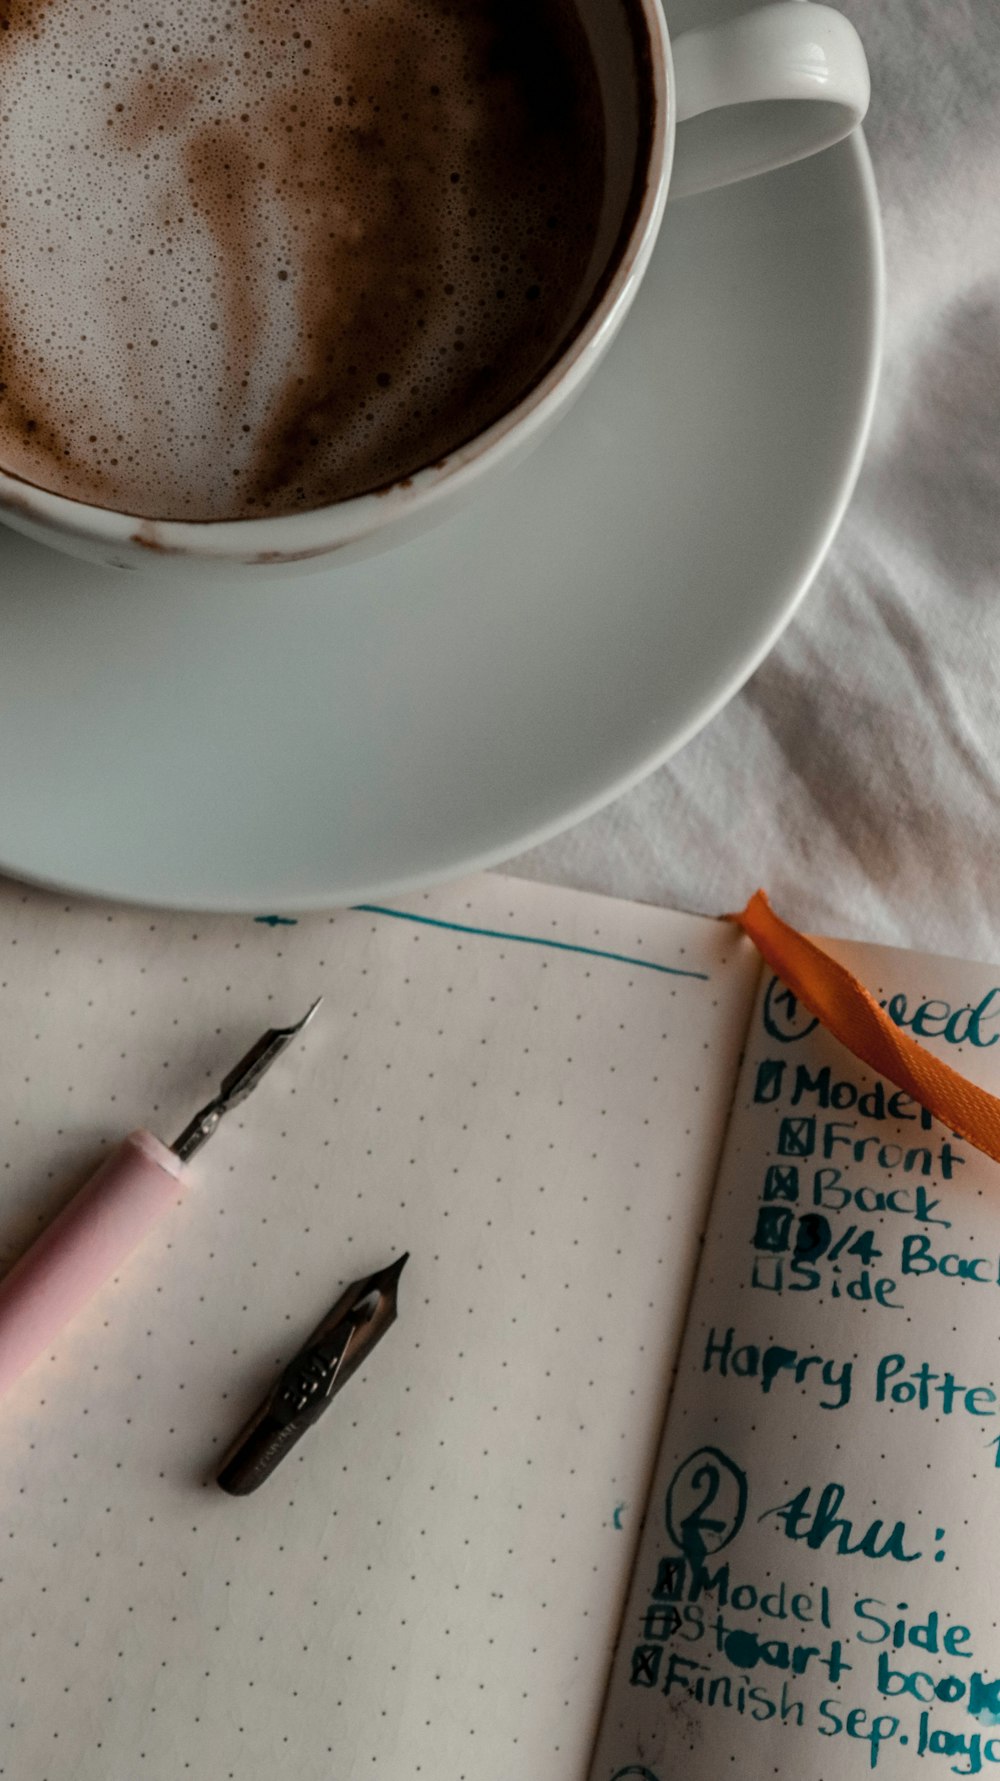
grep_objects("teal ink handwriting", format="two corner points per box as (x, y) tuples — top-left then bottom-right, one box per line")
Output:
(665, 1447), (747, 1560)
(752, 1209), (883, 1267)
(880, 1658), (1000, 1718)
(762, 977), (1000, 1050)
(876, 1354), (997, 1418)
(760, 1481), (921, 1563)
(702, 1326), (852, 1410)
(750, 1210), (901, 1305)
(638, 1588), (848, 1681)
(812, 1167), (949, 1228)
(882, 987), (1000, 1048)
(254, 914), (299, 926)
(917, 1711), (1000, 1774)
(854, 1598), (973, 1658)
(902, 1235), (1000, 1288)
(751, 1253), (901, 1307)
(653, 1555), (832, 1630)
(665, 1628), (849, 1688)
(822, 1120), (964, 1177)
(817, 1699), (902, 1770)
(762, 977), (819, 1043)
(756, 1059), (934, 1128)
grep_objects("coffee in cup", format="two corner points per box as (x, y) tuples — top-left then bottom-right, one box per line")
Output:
(0, 0), (608, 520)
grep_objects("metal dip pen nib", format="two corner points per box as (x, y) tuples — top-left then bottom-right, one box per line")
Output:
(172, 998), (322, 1160)
(217, 1254), (409, 1496)
(0, 1001), (323, 1406)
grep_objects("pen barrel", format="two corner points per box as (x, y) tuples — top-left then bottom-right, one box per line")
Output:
(0, 1130), (188, 1401)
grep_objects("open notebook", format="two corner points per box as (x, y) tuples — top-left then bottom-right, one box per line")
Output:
(1, 870), (997, 1780)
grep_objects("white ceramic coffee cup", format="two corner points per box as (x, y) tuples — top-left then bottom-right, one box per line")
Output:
(0, 0), (869, 579)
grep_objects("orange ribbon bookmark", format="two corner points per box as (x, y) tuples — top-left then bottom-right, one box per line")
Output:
(730, 890), (1000, 1167)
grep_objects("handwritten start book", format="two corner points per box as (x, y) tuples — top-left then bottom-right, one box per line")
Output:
(0, 873), (999, 1780)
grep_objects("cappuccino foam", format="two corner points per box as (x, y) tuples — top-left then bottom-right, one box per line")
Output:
(0, 0), (605, 519)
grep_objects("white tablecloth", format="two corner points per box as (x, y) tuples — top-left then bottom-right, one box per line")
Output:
(520, 0), (1000, 961)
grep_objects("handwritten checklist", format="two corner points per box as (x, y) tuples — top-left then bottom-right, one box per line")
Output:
(592, 938), (1000, 1780)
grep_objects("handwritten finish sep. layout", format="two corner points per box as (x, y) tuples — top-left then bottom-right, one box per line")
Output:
(591, 942), (1000, 1781)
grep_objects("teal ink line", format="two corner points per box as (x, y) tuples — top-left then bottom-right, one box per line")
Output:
(353, 906), (709, 981)
(254, 915), (299, 927)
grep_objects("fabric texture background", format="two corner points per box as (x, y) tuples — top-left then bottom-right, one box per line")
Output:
(518, 0), (1000, 959)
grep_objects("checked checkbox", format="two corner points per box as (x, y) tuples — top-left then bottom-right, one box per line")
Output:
(764, 1163), (800, 1201)
(754, 1059), (786, 1103)
(778, 1115), (816, 1157)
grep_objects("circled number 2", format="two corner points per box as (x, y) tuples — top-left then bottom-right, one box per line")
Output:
(665, 1445), (747, 1560)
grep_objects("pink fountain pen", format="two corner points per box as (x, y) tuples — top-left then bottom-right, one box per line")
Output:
(0, 1000), (321, 1402)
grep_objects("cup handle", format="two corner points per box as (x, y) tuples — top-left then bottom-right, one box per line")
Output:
(669, 1), (870, 199)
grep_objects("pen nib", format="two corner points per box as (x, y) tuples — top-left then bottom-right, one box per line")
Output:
(217, 1252), (409, 1496)
(171, 998), (323, 1162)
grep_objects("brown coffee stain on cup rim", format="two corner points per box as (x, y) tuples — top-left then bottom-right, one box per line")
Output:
(131, 515), (363, 563)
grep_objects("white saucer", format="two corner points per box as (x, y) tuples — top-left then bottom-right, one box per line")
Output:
(0, 133), (882, 912)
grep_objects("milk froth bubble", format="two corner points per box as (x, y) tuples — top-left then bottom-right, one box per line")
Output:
(0, 0), (605, 519)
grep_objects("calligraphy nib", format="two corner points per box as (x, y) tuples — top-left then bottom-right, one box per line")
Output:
(171, 998), (322, 1162)
(217, 1253), (409, 1496)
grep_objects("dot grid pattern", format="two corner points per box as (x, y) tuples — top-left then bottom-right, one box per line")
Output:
(592, 937), (1000, 1781)
(0, 870), (757, 1780)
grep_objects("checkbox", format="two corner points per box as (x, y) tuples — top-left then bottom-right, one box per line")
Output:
(643, 1605), (682, 1642)
(630, 1644), (663, 1688)
(754, 1059), (785, 1103)
(653, 1556), (686, 1601)
(753, 1204), (793, 1253)
(778, 1115), (816, 1157)
(764, 1163), (800, 1202)
(752, 1254), (784, 1292)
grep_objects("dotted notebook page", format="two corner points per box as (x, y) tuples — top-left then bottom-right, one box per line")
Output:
(0, 871), (759, 1781)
